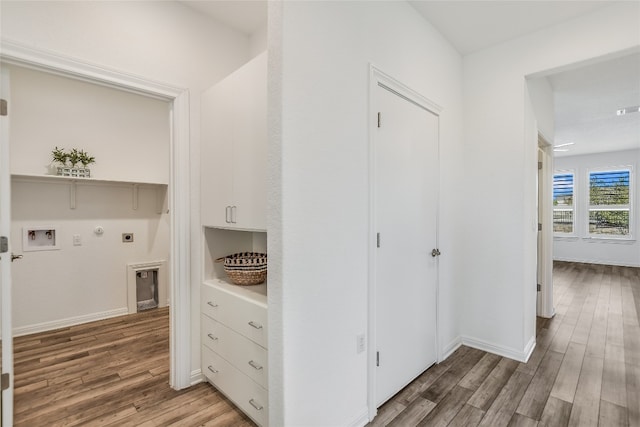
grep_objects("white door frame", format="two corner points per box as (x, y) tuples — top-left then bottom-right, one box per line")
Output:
(0, 40), (193, 390)
(367, 64), (442, 421)
(538, 134), (554, 318)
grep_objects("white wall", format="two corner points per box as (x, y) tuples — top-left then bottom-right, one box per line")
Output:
(11, 181), (168, 333)
(461, 2), (639, 359)
(8, 64), (170, 183)
(8, 63), (171, 332)
(1, 0), (252, 374)
(554, 149), (640, 267)
(269, 2), (464, 425)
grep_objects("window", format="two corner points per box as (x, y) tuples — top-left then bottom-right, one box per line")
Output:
(588, 169), (631, 237)
(553, 172), (575, 234)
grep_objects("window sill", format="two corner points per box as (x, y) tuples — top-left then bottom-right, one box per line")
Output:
(582, 236), (636, 244)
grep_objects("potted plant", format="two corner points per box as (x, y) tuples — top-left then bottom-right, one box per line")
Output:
(51, 147), (95, 178)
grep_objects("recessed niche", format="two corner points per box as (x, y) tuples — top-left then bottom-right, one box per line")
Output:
(23, 226), (60, 252)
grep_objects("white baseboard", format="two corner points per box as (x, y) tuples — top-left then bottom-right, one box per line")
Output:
(523, 335), (536, 363)
(348, 407), (370, 427)
(190, 369), (204, 386)
(440, 336), (462, 362)
(553, 257), (640, 268)
(13, 307), (128, 337)
(461, 335), (532, 362)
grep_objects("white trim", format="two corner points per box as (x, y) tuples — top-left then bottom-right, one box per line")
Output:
(553, 256), (640, 268)
(347, 408), (371, 427)
(440, 337), (463, 362)
(0, 40), (192, 390)
(190, 369), (204, 386)
(367, 64), (441, 422)
(461, 335), (535, 363)
(13, 307), (128, 337)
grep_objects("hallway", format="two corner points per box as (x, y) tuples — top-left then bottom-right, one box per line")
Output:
(370, 262), (640, 426)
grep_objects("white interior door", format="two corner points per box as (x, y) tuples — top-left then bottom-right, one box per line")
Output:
(0, 66), (14, 427)
(374, 82), (439, 406)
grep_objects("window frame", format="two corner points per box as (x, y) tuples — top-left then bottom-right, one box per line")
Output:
(553, 169), (576, 237)
(586, 166), (634, 240)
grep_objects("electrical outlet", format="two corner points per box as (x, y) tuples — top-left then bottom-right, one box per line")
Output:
(357, 334), (365, 354)
(73, 234), (82, 246)
(122, 233), (134, 243)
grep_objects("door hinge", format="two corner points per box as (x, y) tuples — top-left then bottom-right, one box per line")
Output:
(538, 161), (542, 170)
(538, 223), (542, 231)
(377, 112), (381, 128)
(0, 236), (8, 253)
(1, 373), (9, 391)
(0, 99), (7, 116)
(376, 351), (380, 367)
(537, 284), (541, 292)
(376, 233), (380, 248)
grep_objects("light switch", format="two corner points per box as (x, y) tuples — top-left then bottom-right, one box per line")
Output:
(73, 234), (82, 246)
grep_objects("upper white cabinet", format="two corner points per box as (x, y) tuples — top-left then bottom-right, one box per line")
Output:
(201, 52), (267, 231)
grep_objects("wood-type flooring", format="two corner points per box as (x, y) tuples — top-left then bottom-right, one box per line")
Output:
(12, 307), (254, 426)
(370, 262), (640, 426)
(11, 262), (640, 426)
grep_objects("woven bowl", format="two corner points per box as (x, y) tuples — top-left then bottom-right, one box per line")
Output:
(215, 252), (267, 286)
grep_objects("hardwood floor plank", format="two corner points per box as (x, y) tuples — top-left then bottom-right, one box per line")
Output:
(508, 413), (539, 427)
(567, 355), (604, 427)
(479, 370), (533, 427)
(538, 396), (572, 427)
(447, 403), (485, 427)
(368, 401), (407, 427)
(467, 358), (520, 411)
(601, 343), (627, 408)
(626, 362), (640, 427)
(598, 399), (628, 427)
(516, 350), (564, 420)
(421, 348), (484, 403)
(550, 342), (586, 404)
(417, 385), (473, 427)
(387, 397), (436, 427)
(459, 352), (502, 391)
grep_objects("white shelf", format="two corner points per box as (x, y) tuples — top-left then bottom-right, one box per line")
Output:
(12, 173), (168, 212)
(11, 173), (167, 187)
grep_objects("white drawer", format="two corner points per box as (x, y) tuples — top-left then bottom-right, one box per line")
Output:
(201, 314), (268, 389)
(202, 346), (268, 427)
(201, 283), (268, 348)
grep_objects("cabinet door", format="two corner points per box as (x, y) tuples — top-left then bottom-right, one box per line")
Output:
(231, 52), (267, 231)
(201, 77), (234, 227)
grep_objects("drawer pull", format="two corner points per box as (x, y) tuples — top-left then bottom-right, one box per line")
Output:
(248, 321), (263, 330)
(248, 360), (263, 370)
(249, 399), (264, 411)
(207, 333), (218, 341)
(207, 301), (218, 308)
(207, 365), (218, 374)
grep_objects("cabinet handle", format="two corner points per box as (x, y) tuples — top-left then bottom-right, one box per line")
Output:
(207, 365), (218, 374)
(231, 205), (237, 224)
(248, 321), (263, 330)
(249, 399), (263, 411)
(207, 301), (218, 308)
(248, 360), (263, 370)
(225, 206), (231, 223)
(207, 333), (218, 341)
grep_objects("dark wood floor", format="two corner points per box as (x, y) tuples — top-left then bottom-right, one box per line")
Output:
(13, 307), (254, 426)
(12, 262), (640, 426)
(370, 262), (640, 427)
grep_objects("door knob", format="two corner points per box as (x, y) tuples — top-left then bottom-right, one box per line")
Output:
(431, 249), (441, 257)
(11, 253), (23, 262)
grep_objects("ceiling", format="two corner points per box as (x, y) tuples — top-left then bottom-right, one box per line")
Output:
(180, 1), (638, 157)
(548, 53), (640, 157)
(408, 1), (617, 55)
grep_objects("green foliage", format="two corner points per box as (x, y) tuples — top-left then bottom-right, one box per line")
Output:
(51, 146), (69, 165)
(51, 147), (96, 167)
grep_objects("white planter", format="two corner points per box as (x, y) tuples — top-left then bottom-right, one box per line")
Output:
(57, 166), (91, 178)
